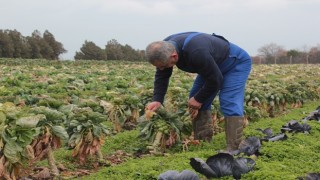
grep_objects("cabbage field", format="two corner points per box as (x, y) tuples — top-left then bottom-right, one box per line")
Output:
(0, 59), (320, 180)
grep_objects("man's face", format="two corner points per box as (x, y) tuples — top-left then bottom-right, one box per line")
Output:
(152, 53), (178, 70)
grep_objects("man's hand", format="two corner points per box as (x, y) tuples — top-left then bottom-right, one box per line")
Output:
(188, 97), (202, 119)
(146, 101), (162, 111)
(189, 108), (198, 119)
(188, 97), (202, 109)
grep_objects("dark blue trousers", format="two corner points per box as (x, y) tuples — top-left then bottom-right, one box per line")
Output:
(189, 43), (252, 116)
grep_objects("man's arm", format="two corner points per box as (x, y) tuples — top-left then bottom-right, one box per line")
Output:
(153, 67), (173, 103)
(191, 50), (223, 103)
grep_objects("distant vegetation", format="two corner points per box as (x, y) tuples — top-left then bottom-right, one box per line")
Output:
(0, 29), (145, 61)
(0, 29), (319, 63)
(0, 29), (66, 60)
(75, 39), (145, 61)
(252, 43), (320, 64)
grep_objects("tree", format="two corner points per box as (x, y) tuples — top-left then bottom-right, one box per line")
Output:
(287, 49), (299, 57)
(74, 40), (107, 60)
(39, 38), (54, 60)
(258, 43), (285, 64)
(8, 30), (24, 58)
(105, 40), (145, 61)
(0, 29), (67, 60)
(43, 30), (67, 60)
(121, 44), (144, 61)
(139, 50), (146, 61)
(20, 36), (31, 59)
(286, 49), (307, 64)
(308, 45), (320, 64)
(105, 39), (123, 60)
(0, 30), (14, 58)
(26, 30), (43, 59)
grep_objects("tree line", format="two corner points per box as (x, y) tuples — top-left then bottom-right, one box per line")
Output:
(0, 29), (145, 61)
(0, 29), (66, 60)
(1, 29), (319, 63)
(252, 43), (320, 64)
(75, 39), (145, 61)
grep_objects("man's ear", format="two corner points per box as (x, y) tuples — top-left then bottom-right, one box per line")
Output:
(171, 52), (178, 60)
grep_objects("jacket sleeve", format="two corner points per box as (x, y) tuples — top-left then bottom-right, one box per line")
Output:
(190, 50), (223, 103)
(153, 67), (173, 103)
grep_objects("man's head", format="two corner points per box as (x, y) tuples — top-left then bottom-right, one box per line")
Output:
(145, 41), (178, 70)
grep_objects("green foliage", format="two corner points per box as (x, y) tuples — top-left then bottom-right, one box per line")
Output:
(101, 130), (147, 154)
(0, 29), (66, 60)
(0, 103), (40, 178)
(75, 40), (107, 60)
(30, 106), (66, 125)
(85, 101), (320, 179)
(105, 39), (145, 61)
(0, 60), (320, 179)
(37, 97), (65, 109)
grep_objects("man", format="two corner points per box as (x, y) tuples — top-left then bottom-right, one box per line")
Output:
(145, 32), (252, 151)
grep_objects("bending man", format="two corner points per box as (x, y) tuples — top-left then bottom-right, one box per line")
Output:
(145, 32), (252, 151)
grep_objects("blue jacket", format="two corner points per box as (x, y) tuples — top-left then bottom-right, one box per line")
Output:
(153, 32), (230, 104)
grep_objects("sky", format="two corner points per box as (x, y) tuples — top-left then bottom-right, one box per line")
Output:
(1, 0), (319, 60)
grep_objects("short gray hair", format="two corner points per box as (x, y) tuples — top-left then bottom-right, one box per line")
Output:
(145, 41), (175, 64)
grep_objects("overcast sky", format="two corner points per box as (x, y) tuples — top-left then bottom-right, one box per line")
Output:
(1, 0), (319, 60)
